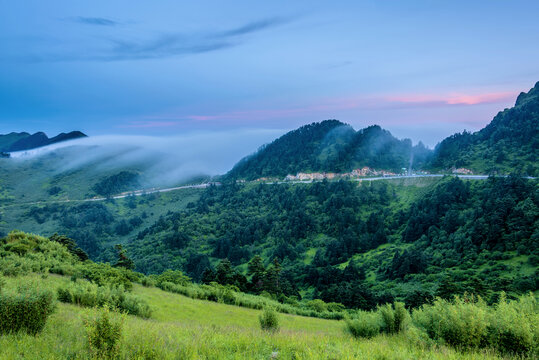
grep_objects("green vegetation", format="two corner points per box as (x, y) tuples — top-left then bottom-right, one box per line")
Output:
(92, 171), (140, 197)
(228, 120), (431, 179)
(0, 280), (55, 336)
(259, 307), (280, 332)
(57, 282), (152, 318)
(413, 293), (538, 355)
(0, 232), (536, 358)
(129, 176), (538, 311)
(84, 305), (124, 359)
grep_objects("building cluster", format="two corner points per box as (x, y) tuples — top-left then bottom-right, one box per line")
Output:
(452, 168), (473, 175)
(283, 167), (399, 181)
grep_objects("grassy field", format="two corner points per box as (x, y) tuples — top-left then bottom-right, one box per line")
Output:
(0, 274), (510, 359)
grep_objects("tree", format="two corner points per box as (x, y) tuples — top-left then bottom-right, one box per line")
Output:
(247, 255), (266, 291)
(113, 244), (134, 270)
(49, 233), (89, 261)
(263, 258), (282, 294)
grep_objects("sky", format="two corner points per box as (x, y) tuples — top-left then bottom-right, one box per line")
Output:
(1, 0), (538, 147)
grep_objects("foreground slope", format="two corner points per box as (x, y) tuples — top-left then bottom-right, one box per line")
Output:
(1, 232), (536, 359)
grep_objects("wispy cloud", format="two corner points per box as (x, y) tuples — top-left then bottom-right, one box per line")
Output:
(72, 17), (118, 26)
(7, 17), (293, 62)
(107, 36), (233, 61)
(219, 17), (292, 37)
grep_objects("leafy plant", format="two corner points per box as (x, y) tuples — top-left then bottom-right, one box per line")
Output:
(0, 281), (55, 335)
(259, 307), (279, 332)
(85, 305), (124, 359)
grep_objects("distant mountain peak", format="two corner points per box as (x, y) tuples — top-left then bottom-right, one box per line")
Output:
(0, 130), (87, 153)
(515, 81), (539, 107)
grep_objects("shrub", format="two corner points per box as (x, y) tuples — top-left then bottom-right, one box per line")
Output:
(0, 276), (5, 292)
(345, 311), (382, 339)
(379, 301), (409, 334)
(58, 281), (151, 318)
(259, 307), (279, 332)
(141, 276), (156, 287)
(307, 299), (328, 312)
(85, 306), (124, 359)
(412, 295), (488, 348)
(0, 281), (55, 335)
(486, 292), (538, 355)
(155, 269), (190, 286)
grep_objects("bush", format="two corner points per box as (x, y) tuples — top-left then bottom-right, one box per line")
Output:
(345, 311), (382, 339)
(379, 301), (409, 334)
(307, 299), (328, 312)
(0, 281), (55, 335)
(58, 281), (151, 318)
(154, 269), (191, 286)
(259, 307), (279, 332)
(85, 305), (124, 359)
(486, 292), (538, 355)
(0, 276), (5, 292)
(412, 295), (488, 348)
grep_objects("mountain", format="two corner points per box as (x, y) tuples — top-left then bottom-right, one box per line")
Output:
(0, 130), (87, 152)
(228, 82), (539, 180)
(430, 82), (539, 175)
(227, 120), (432, 180)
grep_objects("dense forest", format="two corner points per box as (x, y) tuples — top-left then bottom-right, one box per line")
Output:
(127, 176), (538, 310)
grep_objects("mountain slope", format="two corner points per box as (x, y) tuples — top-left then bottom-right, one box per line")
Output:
(0, 130), (87, 152)
(227, 120), (431, 180)
(430, 81), (539, 175)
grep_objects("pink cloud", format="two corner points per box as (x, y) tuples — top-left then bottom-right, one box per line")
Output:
(386, 91), (517, 106)
(136, 90), (519, 125)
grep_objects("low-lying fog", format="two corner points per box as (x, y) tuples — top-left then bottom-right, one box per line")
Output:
(9, 129), (285, 187)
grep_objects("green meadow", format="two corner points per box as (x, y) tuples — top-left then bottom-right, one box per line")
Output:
(0, 274), (510, 360)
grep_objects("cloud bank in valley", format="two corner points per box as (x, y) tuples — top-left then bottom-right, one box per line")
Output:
(10, 129), (285, 187)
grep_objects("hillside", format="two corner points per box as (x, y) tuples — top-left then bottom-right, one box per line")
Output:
(227, 120), (432, 180)
(430, 82), (539, 175)
(0, 231), (536, 359)
(130, 176), (538, 308)
(0, 131), (87, 153)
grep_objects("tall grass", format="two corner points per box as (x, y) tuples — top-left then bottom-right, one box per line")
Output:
(57, 281), (151, 318)
(259, 307), (280, 332)
(0, 281), (56, 335)
(156, 281), (345, 320)
(84, 305), (124, 359)
(412, 293), (538, 356)
(346, 301), (410, 338)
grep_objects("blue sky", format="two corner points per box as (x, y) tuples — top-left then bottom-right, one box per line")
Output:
(1, 0), (538, 146)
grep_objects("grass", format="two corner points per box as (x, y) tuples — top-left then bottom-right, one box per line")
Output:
(0, 274), (519, 359)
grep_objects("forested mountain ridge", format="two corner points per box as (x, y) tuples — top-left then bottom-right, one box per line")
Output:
(226, 120), (432, 180)
(429, 81), (539, 175)
(0, 130), (87, 152)
(228, 82), (538, 180)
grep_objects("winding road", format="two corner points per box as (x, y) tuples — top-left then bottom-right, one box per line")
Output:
(1, 174), (534, 209)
